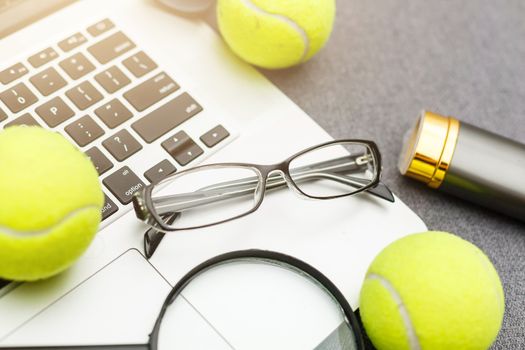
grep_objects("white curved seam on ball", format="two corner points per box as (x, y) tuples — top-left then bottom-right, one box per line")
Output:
(367, 273), (422, 350)
(241, 0), (310, 62)
(0, 205), (101, 238)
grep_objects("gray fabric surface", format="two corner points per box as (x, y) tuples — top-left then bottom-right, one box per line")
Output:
(203, 1), (525, 348)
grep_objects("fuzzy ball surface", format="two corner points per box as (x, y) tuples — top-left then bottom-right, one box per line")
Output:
(217, 0), (336, 69)
(360, 231), (505, 350)
(0, 127), (103, 281)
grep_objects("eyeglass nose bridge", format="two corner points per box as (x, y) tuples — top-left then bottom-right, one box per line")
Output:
(260, 162), (312, 200)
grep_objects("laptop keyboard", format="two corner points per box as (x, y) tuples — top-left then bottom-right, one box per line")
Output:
(0, 18), (234, 226)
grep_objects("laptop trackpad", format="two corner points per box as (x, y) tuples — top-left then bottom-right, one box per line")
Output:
(1, 249), (231, 349)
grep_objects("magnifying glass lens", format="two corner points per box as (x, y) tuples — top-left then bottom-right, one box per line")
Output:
(158, 259), (359, 349)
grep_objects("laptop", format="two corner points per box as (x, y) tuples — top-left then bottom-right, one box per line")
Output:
(0, 0), (427, 347)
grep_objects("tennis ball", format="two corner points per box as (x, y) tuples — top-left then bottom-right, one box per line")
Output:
(217, 0), (336, 69)
(360, 232), (504, 350)
(0, 127), (103, 281)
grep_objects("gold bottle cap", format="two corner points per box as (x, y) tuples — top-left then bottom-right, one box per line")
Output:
(398, 111), (460, 189)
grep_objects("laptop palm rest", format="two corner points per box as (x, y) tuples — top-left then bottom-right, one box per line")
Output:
(0, 249), (232, 349)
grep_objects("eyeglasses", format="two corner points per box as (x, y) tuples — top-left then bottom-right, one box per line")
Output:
(133, 140), (394, 258)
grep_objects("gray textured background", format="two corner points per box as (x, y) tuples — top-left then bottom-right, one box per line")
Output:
(202, 1), (525, 348)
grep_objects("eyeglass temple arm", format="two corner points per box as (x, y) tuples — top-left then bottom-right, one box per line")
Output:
(152, 156), (394, 215)
(195, 155), (393, 202)
(152, 155), (366, 211)
(154, 173), (392, 215)
(0, 344), (148, 350)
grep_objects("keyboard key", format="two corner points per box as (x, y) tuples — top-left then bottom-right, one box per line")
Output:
(58, 32), (87, 52)
(144, 159), (176, 184)
(86, 146), (114, 176)
(95, 99), (132, 128)
(65, 115), (105, 147)
(102, 129), (143, 162)
(101, 194), (118, 220)
(0, 63), (28, 84)
(124, 72), (179, 112)
(28, 47), (59, 68)
(29, 67), (67, 96)
(200, 125), (230, 148)
(132, 92), (202, 143)
(88, 31), (136, 64)
(4, 113), (40, 129)
(35, 97), (74, 127)
(122, 51), (158, 78)
(0, 108), (6, 122)
(59, 53), (95, 80)
(161, 131), (203, 166)
(0, 82), (38, 113)
(94, 66), (130, 93)
(66, 81), (103, 110)
(87, 19), (115, 37)
(103, 166), (145, 204)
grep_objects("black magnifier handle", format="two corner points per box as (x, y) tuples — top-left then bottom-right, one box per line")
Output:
(0, 344), (147, 350)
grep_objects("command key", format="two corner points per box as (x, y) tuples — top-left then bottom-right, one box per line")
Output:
(103, 166), (145, 204)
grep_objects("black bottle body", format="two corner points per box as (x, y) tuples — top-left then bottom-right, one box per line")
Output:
(440, 122), (525, 221)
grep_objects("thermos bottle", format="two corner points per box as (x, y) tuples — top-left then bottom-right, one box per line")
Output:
(399, 111), (525, 221)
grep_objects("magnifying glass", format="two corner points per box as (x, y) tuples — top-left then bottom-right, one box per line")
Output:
(2, 250), (365, 349)
(157, 0), (215, 14)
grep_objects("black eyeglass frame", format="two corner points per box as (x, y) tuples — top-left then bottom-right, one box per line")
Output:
(134, 139), (385, 234)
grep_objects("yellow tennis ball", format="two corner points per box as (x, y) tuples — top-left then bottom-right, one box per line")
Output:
(217, 0), (336, 69)
(0, 127), (103, 281)
(360, 231), (504, 350)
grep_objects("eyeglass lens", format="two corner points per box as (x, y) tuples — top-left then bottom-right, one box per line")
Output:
(150, 166), (263, 230)
(288, 142), (377, 198)
(157, 258), (360, 349)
